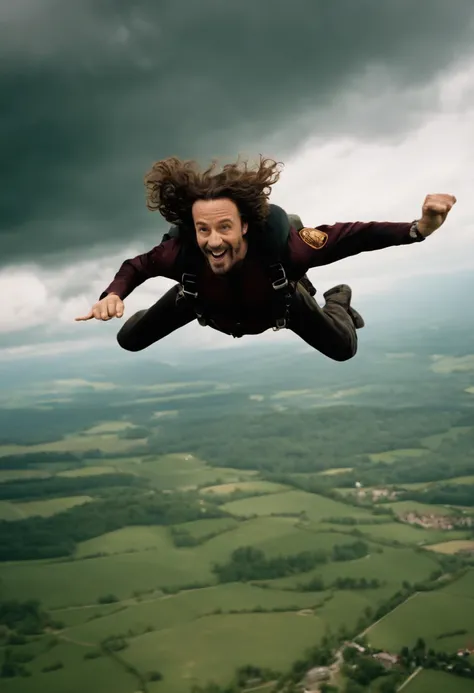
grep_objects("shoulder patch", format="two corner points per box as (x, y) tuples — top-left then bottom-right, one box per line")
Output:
(298, 227), (328, 250)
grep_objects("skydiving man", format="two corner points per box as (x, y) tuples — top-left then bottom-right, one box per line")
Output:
(76, 156), (456, 362)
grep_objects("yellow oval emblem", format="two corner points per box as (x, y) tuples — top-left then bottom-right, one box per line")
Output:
(298, 227), (328, 250)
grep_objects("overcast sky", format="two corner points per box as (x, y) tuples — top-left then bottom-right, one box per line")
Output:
(1, 0), (473, 362)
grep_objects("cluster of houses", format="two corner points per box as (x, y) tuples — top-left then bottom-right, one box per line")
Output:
(301, 642), (398, 692)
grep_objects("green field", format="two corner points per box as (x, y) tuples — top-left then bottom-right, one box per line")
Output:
(0, 469), (52, 482)
(356, 521), (469, 545)
(57, 466), (120, 478)
(0, 639), (137, 693)
(62, 583), (329, 644)
(200, 480), (288, 495)
(367, 590), (474, 652)
(264, 546), (439, 593)
(403, 669), (474, 693)
(118, 453), (258, 491)
(441, 569), (474, 598)
(0, 495), (92, 520)
(222, 489), (375, 521)
(368, 448), (427, 464)
(0, 432), (147, 457)
(121, 611), (325, 692)
(387, 501), (456, 517)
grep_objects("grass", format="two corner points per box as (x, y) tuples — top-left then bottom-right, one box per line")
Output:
(63, 582), (330, 644)
(221, 489), (375, 521)
(420, 426), (473, 450)
(0, 433), (147, 457)
(367, 591), (474, 652)
(368, 449), (426, 464)
(387, 501), (456, 517)
(121, 612), (327, 692)
(0, 469), (51, 482)
(200, 480), (288, 495)
(403, 670), (474, 693)
(0, 639), (137, 693)
(0, 545), (214, 608)
(356, 522), (469, 546)
(169, 516), (241, 539)
(0, 496), (92, 520)
(265, 547), (439, 593)
(425, 540), (474, 554)
(57, 466), (119, 478)
(441, 569), (474, 598)
(125, 453), (257, 491)
(0, 517), (348, 607)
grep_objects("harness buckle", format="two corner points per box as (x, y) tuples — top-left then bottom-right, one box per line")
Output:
(273, 317), (287, 331)
(181, 273), (198, 298)
(269, 263), (288, 291)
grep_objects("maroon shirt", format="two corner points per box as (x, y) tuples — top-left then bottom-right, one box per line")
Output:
(101, 221), (421, 335)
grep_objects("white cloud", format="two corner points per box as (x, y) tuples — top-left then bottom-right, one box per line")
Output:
(1, 55), (473, 357)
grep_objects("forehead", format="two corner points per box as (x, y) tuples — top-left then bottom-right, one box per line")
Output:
(192, 198), (239, 222)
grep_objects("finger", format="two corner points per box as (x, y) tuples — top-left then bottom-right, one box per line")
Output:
(424, 204), (448, 216)
(75, 310), (93, 321)
(107, 297), (121, 317)
(116, 302), (124, 318)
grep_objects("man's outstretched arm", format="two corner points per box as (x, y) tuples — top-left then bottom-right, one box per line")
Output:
(290, 193), (457, 269)
(75, 238), (180, 322)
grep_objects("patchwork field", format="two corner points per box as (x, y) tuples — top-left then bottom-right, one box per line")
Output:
(0, 431), (147, 457)
(0, 495), (92, 520)
(425, 539), (474, 554)
(368, 448), (428, 464)
(221, 489), (375, 521)
(0, 639), (137, 693)
(200, 480), (288, 495)
(119, 453), (258, 491)
(353, 521), (469, 546)
(403, 669), (474, 693)
(367, 587), (474, 652)
(387, 500), (457, 516)
(264, 546), (439, 593)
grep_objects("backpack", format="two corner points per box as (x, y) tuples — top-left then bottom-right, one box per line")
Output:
(162, 204), (315, 336)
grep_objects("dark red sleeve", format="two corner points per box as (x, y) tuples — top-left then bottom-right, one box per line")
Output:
(99, 238), (181, 300)
(289, 220), (423, 271)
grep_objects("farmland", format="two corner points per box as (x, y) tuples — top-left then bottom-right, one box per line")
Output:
(1, 335), (474, 693)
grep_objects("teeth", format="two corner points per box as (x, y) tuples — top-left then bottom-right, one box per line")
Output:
(211, 250), (226, 258)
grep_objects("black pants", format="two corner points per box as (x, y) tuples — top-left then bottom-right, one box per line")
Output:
(116, 283), (357, 362)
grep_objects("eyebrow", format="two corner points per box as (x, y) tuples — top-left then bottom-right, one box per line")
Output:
(196, 218), (233, 225)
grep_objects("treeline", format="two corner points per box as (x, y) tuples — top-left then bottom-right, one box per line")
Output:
(0, 599), (58, 636)
(400, 483), (474, 507)
(0, 491), (225, 561)
(0, 451), (94, 470)
(398, 637), (474, 680)
(298, 576), (382, 592)
(0, 472), (146, 501)
(146, 406), (464, 473)
(213, 541), (369, 583)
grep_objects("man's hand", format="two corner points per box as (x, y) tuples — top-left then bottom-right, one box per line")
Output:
(417, 193), (457, 237)
(75, 293), (124, 322)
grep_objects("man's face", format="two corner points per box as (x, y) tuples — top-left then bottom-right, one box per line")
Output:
(192, 198), (248, 275)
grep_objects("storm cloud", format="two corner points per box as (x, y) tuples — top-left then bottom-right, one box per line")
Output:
(2, 0), (474, 268)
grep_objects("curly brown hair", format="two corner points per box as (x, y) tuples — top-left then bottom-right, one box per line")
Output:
(144, 155), (283, 231)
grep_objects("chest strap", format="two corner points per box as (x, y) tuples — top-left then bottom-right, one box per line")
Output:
(177, 263), (293, 335)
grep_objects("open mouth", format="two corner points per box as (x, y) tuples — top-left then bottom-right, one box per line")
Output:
(209, 249), (227, 259)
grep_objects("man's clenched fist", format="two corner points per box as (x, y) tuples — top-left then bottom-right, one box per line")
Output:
(417, 193), (457, 237)
(75, 293), (124, 322)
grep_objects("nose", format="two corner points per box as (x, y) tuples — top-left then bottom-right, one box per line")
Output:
(207, 229), (223, 248)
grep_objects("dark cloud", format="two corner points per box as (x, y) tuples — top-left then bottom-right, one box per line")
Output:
(1, 0), (473, 268)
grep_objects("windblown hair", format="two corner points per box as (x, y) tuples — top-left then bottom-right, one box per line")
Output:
(144, 155), (283, 231)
